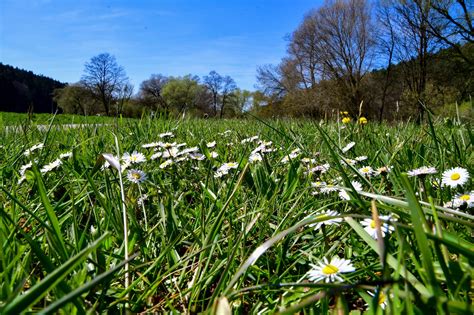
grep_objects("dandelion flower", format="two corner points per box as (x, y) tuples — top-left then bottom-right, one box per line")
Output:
(127, 169), (147, 184)
(307, 256), (355, 283)
(442, 167), (470, 188)
(407, 166), (437, 177)
(358, 117), (368, 124)
(361, 215), (395, 239)
(342, 117), (351, 124)
(309, 210), (343, 230)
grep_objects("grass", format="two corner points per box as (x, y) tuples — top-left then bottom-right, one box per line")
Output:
(0, 114), (472, 314)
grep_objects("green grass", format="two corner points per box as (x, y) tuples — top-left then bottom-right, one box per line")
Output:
(0, 111), (136, 126)
(0, 115), (472, 314)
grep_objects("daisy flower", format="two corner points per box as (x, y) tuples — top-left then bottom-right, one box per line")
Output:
(441, 167), (470, 188)
(308, 210), (343, 230)
(307, 256), (355, 283)
(142, 142), (160, 149)
(320, 184), (338, 194)
(367, 290), (388, 310)
(361, 215), (396, 239)
(339, 181), (363, 200)
(454, 191), (474, 209)
(210, 151), (219, 158)
(249, 152), (262, 163)
(241, 136), (259, 144)
(355, 156), (368, 162)
(59, 152), (72, 159)
(206, 141), (216, 148)
(407, 166), (437, 177)
(358, 166), (375, 177)
(41, 159), (62, 174)
(341, 141), (355, 153)
(127, 169), (147, 184)
(122, 151), (146, 164)
(24, 143), (44, 156)
(159, 159), (174, 169)
(150, 151), (163, 160)
(189, 153), (205, 160)
(159, 132), (174, 138)
(19, 162), (33, 176)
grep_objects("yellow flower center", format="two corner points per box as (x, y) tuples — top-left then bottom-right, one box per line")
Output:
(378, 292), (386, 305)
(459, 194), (470, 201)
(362, 168), (369, 173)
(316, 214), (329, 220)
(322, 264), (339, 275)
(450, 173), (461, 180)
(132, 173), (141, 179)
(370, 220), (376, 229)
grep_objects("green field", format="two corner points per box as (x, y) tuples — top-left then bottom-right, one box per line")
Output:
(0, 115), (472, 314)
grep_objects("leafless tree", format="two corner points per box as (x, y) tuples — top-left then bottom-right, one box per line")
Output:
(203, 71), (223, 116)
(81, 53), (128, 116)
(428, 0), (474, 64)
(139, 74), (169, 112)
(220, 75), (237, 118)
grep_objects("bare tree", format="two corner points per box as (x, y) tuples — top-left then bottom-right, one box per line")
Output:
(220, 75), (237, 118)
(386, 0), (442, 122)
(428, 0), (474, 64)
(139, 74), (169, 112)
(203, 71), (223, 116)
(81, 53), (128, 115)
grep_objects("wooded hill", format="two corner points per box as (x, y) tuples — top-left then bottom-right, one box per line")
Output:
(0, 63), (65, 113)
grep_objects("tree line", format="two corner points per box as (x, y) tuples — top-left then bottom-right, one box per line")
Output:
(53, 53), (252, 118)
(0, 63), (65, 113)
(255, 0), (473, 121)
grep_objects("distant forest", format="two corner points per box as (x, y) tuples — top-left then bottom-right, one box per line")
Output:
(0, 63), (65, 113)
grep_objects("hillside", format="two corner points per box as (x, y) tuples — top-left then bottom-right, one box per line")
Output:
(0, 63), (65, 113)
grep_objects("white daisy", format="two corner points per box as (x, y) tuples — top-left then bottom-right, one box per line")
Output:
(407, 166), (437, 177)
(358, 166), (375, 177)
(122, 151), (146, 164)
(249, 152), (262, 163)
(150, 151), (163, 160)
(241, 135), (259, 144)
(339, 181), (363, 200)
(127, 169), (147, 184)
(162, 147), (179, 159)
(159, 159), (174, 169)
(367, 290), (388, 310)
(454, 191), (474, 209)
(210, 151), (219, 158)
(59, 152), (72, 159)
(308, 210), (343, 230)
(341, 158), (357, 166)
(320, 184), (338, 194)
(361, 215), (396, 239)
(206, 141), (216, 148)
(355, 156), (368, 162)
(40, 159), (62, 174)
(341, 141), (355, 153)
(24, 143), (44, 156)
(441, 167), (470, 188)
(142, 142), (160, 148)
(189, 153), (205, 160)
(307, 256), (355, 283)
(19, 162), (33, 176)
(159, 132), (174, 138)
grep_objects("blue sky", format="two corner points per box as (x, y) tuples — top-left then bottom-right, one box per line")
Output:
(0, 0), (321, 91)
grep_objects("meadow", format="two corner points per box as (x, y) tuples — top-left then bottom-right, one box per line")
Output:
(0, 114), (472, 314)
